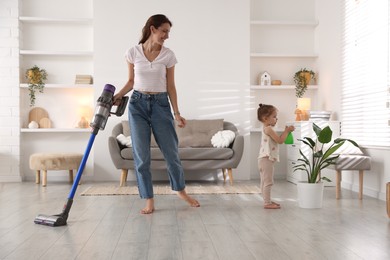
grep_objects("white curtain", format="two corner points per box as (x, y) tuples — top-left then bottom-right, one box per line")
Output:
(341, 0), (390, 147)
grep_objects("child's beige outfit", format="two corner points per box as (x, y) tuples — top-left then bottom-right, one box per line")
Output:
(258, 127), (279, 205)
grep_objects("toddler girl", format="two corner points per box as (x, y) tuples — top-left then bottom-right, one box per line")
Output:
(257, 104), (295, 209)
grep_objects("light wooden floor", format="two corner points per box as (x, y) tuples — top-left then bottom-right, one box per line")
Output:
(0, 180), (389, 260)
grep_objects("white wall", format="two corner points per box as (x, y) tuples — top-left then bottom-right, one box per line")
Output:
(316, 0), (390, 200)
(3, 0), (388, 200)
(92, 0), (251, 182)
(0, 0), (21, 182)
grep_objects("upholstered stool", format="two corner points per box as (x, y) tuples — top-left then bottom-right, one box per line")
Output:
(29, 153), (83, 187)
(328, 154), (372, 200)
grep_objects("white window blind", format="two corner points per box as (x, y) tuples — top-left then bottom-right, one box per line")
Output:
(341, 0), (390, 147)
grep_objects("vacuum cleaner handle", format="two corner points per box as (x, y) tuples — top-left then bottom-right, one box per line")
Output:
(111, 96), (129, 117)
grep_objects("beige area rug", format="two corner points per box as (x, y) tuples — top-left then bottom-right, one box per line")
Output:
(80, 181), (261, 196)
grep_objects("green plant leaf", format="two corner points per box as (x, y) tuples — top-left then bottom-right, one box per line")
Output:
(297, 123), (359, 184)
(318, 126), (333, 143)
(313, 123), (321, 136)
(334, 138), (360, 148)
(322, 142), (344, 160)
(300, 137), (315, 148)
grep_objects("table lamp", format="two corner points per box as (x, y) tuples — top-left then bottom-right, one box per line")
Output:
(297, 98), (311, 121)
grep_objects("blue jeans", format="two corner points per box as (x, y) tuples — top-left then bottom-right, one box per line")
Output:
(128, 90), (185, 199)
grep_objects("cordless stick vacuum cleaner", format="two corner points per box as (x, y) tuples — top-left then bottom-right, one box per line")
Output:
(34, 84), (129, 227)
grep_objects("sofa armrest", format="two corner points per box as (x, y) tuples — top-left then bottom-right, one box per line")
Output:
(111, 122), (124, 137)
(230, 134), (244, 168)
(108, 136), (125, 169)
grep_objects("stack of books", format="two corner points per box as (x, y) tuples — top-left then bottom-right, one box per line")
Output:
(309, 111), (332, 121)
(75, 75), (93, 84)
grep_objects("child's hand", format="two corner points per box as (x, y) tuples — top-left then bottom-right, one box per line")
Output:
(286, 125), (295, 132)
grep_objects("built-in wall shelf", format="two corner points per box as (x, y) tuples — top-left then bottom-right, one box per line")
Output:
(20, 50), (93, 56)
(21, 128), (91, 133)
(250, 20), (318, 26)
(250, 53), (318, 58)
(20, 84), (93, 89)
(250, 85), (318, 90)
(19, 16), (92, 24)
(250, 127), (284, 133)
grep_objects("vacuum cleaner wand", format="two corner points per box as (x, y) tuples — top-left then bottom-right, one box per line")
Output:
(34, 84), (128, 227)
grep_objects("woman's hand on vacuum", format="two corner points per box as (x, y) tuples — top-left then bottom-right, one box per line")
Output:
(113, 94), (123, 106)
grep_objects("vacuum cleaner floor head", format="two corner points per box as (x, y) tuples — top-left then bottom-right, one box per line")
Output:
(34, 214), (67, 227)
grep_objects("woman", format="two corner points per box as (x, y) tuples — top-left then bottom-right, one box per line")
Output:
(113, 14), (200, 214)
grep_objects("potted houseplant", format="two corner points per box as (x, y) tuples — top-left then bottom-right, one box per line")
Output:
(293, 123), (359, 208)
(26, 65), (48, 106)
(294, 68), (315, 98)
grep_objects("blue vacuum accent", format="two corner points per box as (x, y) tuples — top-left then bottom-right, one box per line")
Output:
(34, 84), (128, 227)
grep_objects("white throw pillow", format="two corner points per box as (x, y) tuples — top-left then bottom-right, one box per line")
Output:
(211, 130), (235, 148)
(117, 134), (132, 147)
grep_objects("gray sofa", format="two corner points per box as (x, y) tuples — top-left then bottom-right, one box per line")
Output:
(108, 119), (244, 186)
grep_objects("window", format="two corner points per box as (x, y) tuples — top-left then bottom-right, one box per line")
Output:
(341, 0), (390, 147)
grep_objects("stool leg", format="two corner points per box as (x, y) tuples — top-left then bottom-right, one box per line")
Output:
(69, 170), (74, 183)
(336, 170), (341, 199)
(42, 170), (47, 187)
(35, 170), (40, 184)
(359, 170), (364, 200)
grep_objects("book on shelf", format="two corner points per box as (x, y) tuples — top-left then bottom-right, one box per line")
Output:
(75, 74), (93, 84)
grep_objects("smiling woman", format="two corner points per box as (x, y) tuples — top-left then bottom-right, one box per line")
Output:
(112, 14), (200, 214)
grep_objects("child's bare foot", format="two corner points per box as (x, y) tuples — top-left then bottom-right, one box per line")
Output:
(141, 198), (155, 214)
(177, 190), (200, 207)
(271, 201), (280, 206)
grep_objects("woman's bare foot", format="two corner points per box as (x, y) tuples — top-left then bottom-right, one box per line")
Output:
(141, 198), (155, 214)
(271, 201), (280, 206)
(177, 190), (200, 207)
(264, 203), (281, 209)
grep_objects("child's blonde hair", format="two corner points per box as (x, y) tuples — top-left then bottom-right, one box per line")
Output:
(257, 103), (277, 123)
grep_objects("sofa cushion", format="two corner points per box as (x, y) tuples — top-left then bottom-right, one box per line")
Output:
(121, 147), (233, 160)
(327, 155), (371, 171)
(176, 119), (224, 147)
(122, 120), (158, 147)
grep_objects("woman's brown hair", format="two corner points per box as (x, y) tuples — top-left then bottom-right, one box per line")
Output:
(139, 14), (172, 44)
(257, 103), (276, 122)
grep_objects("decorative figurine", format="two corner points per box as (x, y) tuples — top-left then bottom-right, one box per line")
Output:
(260, 71), (271, 86)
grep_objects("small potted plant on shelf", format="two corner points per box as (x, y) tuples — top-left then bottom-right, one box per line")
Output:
(294, 68), (315, 98)
(293, 123), (359, 208)
(26, 65), (48, 106)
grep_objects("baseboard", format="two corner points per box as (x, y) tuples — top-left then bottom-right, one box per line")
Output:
(24, 175), (94, 183)
(341, 181), (383, 200)
(0, 176), (23, 182)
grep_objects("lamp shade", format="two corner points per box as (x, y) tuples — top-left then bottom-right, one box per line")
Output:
(297, 98), (311, 111)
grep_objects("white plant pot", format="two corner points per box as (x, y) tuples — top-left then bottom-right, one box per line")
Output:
(297, 182), (324, 209)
